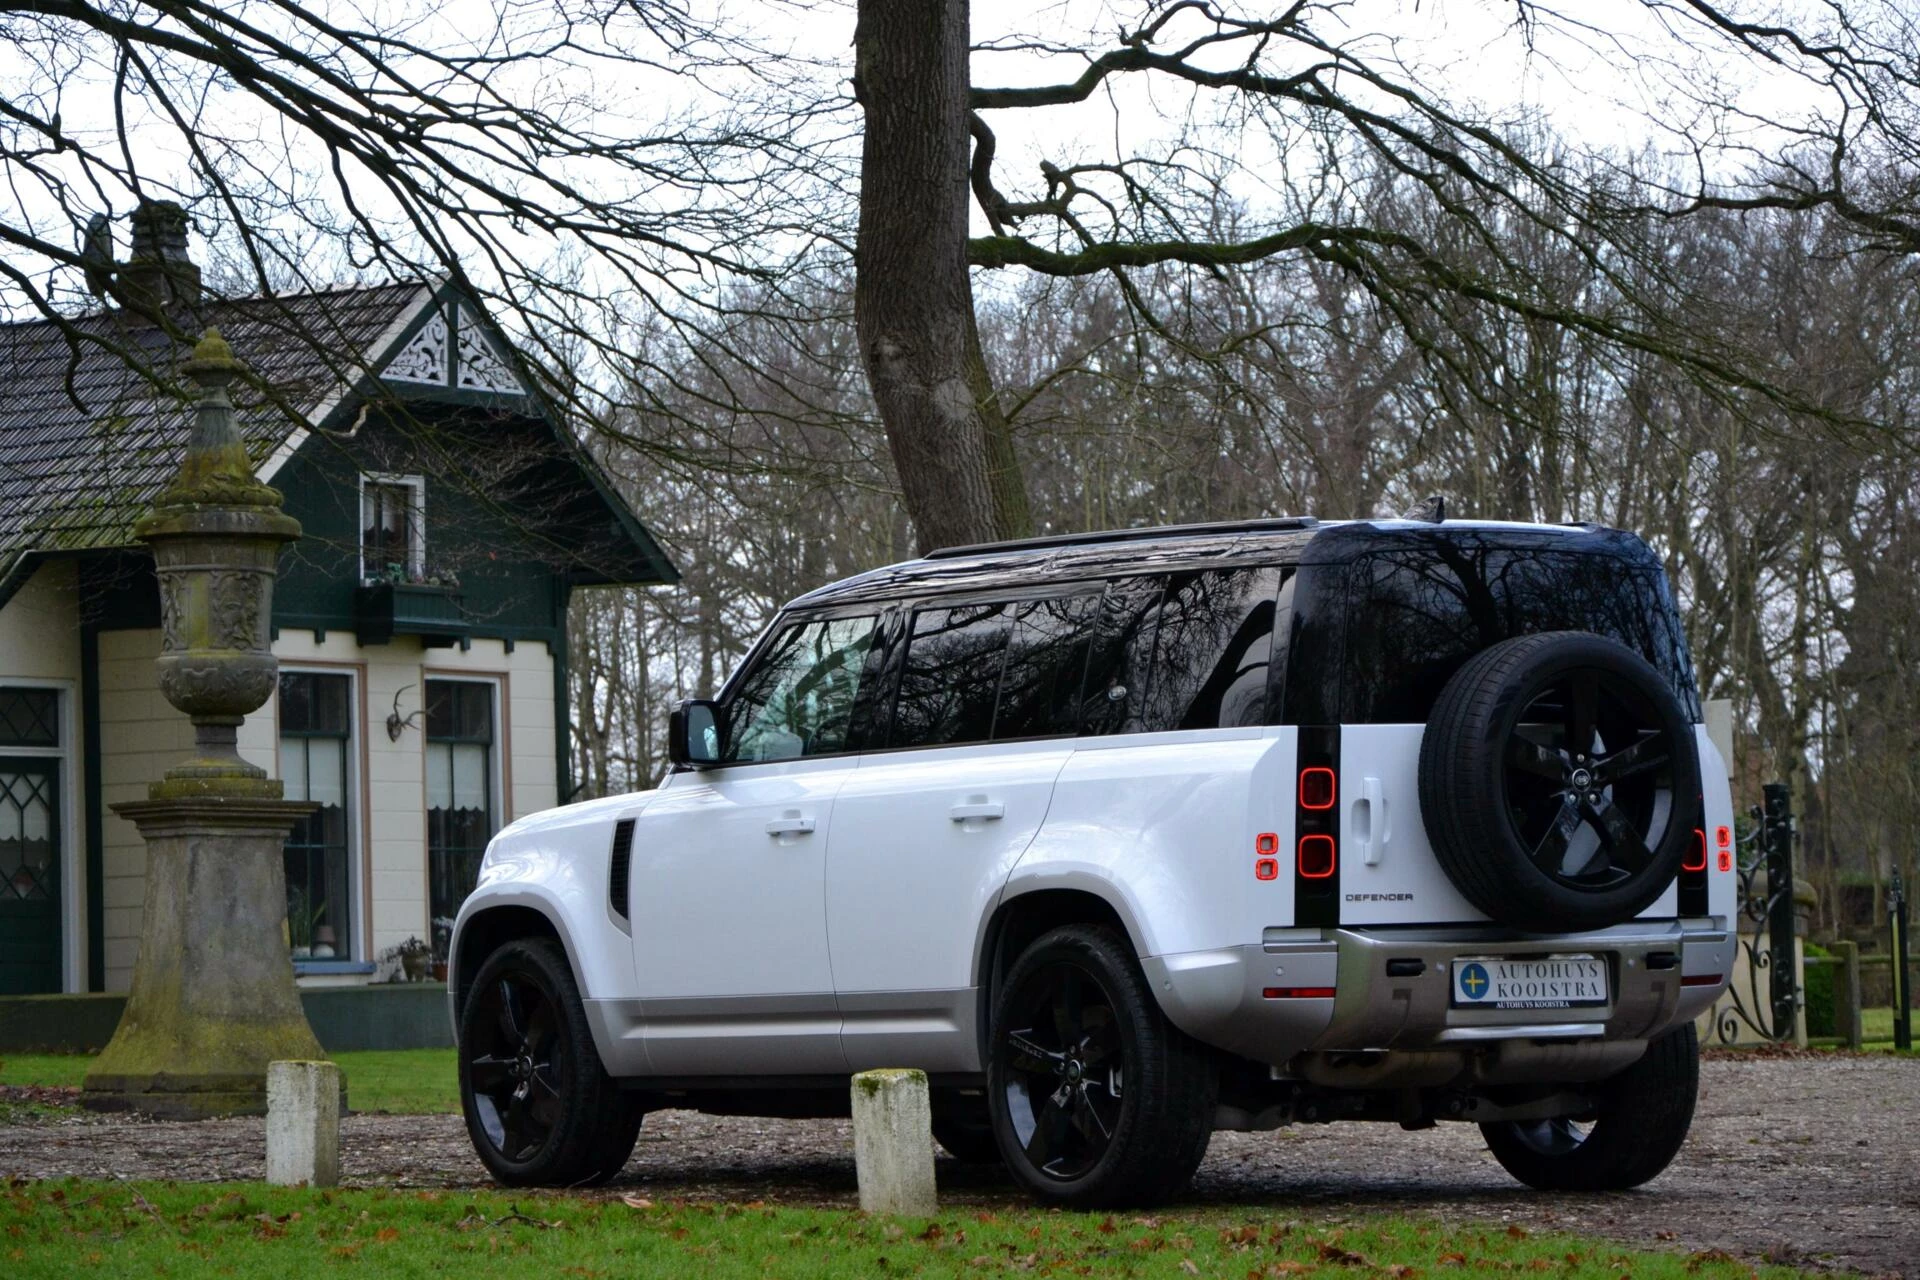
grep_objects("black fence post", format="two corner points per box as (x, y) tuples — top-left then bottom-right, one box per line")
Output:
(1763, 783), (1798, 1039)
(1893, 871), (1911, 1052)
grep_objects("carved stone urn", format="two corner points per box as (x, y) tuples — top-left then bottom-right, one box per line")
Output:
(140, 331), (300, 798)
(82, 329), (334, 1118)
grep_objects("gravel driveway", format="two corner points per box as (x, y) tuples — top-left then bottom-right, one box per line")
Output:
(4, 1054), (1915, 1277)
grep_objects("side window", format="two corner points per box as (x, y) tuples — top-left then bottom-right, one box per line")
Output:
(1140, 567), (1284, 731)
(1079, 577), (1167, 735)
(889, 603), (1013, 748)
(725, 615), (876, 762)
(994, 594), (1099, 740)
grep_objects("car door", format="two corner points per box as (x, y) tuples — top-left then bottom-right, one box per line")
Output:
(828, 595), (1094, 1073)
(629, 612), (879, 1075)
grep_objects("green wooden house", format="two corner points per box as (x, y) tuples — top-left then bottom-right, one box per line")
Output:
(0, 214), (675, 994)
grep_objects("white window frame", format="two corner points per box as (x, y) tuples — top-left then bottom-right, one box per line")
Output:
(423, 674), (505, 947)
(358, 473), (426, 584)
(0, 679), (81, 992)
(276, 666), (364, 964)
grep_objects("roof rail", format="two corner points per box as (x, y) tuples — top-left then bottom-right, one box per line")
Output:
(924, 516), (1320, 560)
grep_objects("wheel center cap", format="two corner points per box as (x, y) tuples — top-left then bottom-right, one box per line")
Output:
(1570, 767), (1593, 790)
(1066, 1059), (1082, 1082)
(514, 1053), (533, 1081)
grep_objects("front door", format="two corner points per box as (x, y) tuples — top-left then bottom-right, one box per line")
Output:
(828, 595), (1096, 1072)
(628, 612), (880, 1075)
(0, 757), (60, 994)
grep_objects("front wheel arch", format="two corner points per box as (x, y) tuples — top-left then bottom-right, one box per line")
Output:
(453, 904), (567, 1019)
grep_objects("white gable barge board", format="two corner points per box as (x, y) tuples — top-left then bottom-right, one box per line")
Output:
(257, 284), (438, 484)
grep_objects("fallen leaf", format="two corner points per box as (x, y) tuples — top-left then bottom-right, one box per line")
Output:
(620, 1196), (654, 1211)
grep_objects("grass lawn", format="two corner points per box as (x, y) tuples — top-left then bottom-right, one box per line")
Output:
(0, 1179), (1815, 1280)
(0, 1049), (459, 1115)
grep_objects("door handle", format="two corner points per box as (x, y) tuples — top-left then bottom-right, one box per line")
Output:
(1351, 776), (1389, 866)
(949, 799), (1006, 823)
(765, 812), (816, 837)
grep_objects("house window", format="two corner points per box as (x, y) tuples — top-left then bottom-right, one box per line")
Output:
(0, 688), (58, 748)
(361, 475), (424, 583)
(426, 680), (496, 953)
(280, 672), (354, 960)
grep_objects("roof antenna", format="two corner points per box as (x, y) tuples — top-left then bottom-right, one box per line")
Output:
(1402, 495), (1446, 523)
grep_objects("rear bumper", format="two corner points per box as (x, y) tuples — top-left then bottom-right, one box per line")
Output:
(1143, 921), (1733, 1068)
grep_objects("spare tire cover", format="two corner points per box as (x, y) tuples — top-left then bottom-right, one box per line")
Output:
(1418, 631), (1700, 932)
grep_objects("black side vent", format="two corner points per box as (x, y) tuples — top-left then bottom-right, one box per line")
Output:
(608, 819), (634, 920)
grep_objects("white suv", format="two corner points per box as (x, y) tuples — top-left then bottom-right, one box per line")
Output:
(449, 516), (1735, 1207)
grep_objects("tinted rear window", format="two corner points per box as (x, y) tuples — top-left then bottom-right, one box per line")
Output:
(1341, 548), (1696, 723)
(889, 602), (1013, 748)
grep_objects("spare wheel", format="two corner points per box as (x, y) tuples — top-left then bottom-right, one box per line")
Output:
(1417, 631), (1700, 932)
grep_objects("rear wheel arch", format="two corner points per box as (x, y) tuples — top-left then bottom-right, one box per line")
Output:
(975, 887), (1145, 1066)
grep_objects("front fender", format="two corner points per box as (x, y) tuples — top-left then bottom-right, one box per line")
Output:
(447, 792), (651, 1038)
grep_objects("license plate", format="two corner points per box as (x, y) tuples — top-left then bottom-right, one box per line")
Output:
(1451, 954), (1608, 1010)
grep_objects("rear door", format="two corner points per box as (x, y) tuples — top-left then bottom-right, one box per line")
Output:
(1333, 545), (1687, 925)
(827, 595), (1094, 1072)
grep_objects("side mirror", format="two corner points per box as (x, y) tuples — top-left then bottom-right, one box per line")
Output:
(668, 699), (723, 769)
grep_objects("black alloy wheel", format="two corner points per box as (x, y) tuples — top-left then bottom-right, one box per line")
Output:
(467, 969), (565, 1162)
(1420, 632), (1700, 931)
(1503, 667), (1677, 892)
(987, 925), (1215, 1208)
(457, 937), (642, 1186)
(1482, 1022), (1699, 1190)
(999, 960), (1126, 1181)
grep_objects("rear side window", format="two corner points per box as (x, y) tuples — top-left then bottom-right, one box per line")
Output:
(1079, 578), (1165, 735)
(889, 602), (1013, 748)
(1342, 548), (1696, 723)
(1079, 568), (1284, 735)
(996, 594), (1099, 739)
(883, 567), (1289, 749)
(1141, 567), (1284, 731)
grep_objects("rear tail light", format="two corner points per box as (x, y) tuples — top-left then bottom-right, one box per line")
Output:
(1715, 825), (1733, 873)
(1294, 726), (1341, 926)
(1263, 986), (1336, 999)
(1681, 974), (1724, 987)
(1298, 834), (1336, 879)
(1683, 828), (1708, 873)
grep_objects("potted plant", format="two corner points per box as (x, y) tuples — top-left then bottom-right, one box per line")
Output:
(385, 935), (432, 982)
(287, 890), (324, 959)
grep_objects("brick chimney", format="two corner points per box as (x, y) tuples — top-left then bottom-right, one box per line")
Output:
(121, 199), (202, 312)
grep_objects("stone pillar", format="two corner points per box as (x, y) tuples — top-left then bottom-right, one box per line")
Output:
(267, 1061), (342, 1187)
(81, 330), (330, 1119)
(850, 1068), (938, 1216)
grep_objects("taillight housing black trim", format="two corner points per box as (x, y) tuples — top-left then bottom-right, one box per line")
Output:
(1295, 725), (1340, 927)
(608, 818), (634, 921)
(1676, 801), (1711, 916)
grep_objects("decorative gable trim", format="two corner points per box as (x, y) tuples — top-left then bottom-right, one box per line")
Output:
(453, 305), (524, 394)
(385, 309), (452, 385)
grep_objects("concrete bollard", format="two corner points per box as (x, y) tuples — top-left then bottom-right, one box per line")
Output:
(266, 1060), (341, 1187)
(850, 1068), (937, 1216)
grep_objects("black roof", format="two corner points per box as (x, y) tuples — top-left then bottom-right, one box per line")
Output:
(790, 519), (1655, 609)
(0, 281), (677, 599)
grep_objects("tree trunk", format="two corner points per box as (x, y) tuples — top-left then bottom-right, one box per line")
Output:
(855, 0), (1005, 554)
